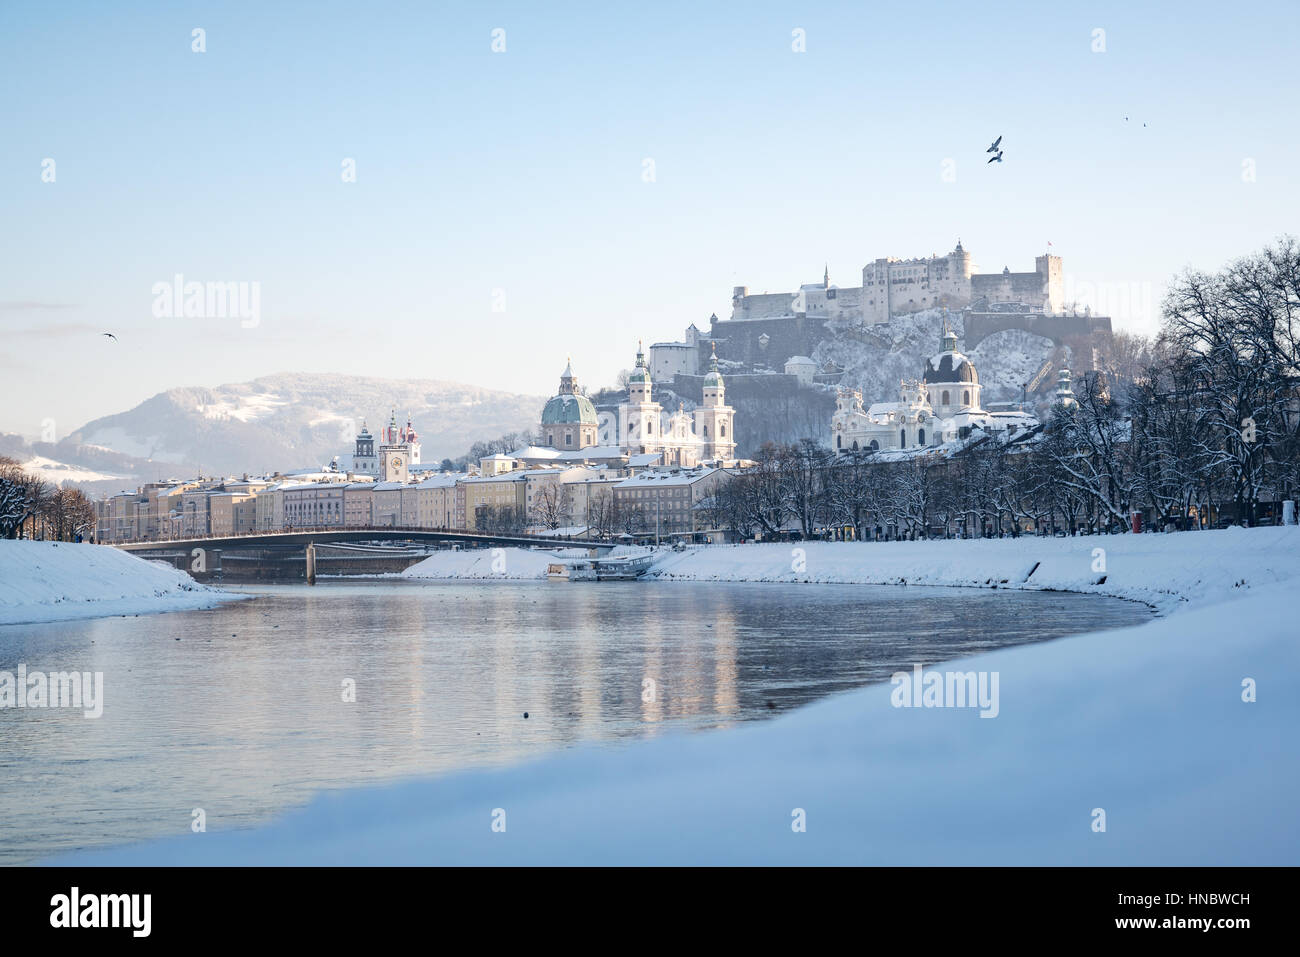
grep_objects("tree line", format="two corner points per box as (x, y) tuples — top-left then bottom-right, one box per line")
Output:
(0, 457), (99, 541)
(704, 239), (1300, 540)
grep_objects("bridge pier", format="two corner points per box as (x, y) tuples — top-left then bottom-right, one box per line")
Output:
(305, 543), (316, 585)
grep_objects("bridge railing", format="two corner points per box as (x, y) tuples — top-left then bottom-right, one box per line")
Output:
(109, 524), (608, 547)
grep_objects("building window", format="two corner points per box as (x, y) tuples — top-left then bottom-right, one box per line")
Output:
(963, 390), (970, 405)
(942, 390), (949, 405)
(869, 440), (879, 451)
(918, 428), (925, 445)
(836, 435), (841, 449)
(900, 429), (906, 448)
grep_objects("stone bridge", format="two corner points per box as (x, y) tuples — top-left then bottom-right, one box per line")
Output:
(962, 311), (1112, 351)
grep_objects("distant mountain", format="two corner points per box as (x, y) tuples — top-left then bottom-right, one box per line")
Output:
(58, 372), (545, 482)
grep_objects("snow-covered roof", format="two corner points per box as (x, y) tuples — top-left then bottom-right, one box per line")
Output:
(615, 467), (718, 488)
(414, 473), (466, 489)
(461, 471), (526, 485)
(554, 446), (628, 461)
(509, 446), (561, 460)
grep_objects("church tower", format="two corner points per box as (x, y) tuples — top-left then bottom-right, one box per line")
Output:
(380, 446), (409, 483)
(352, 420), (377, 475)
(377, 407), (415, 481)
(693, 344), (735, 461)
(620, 341), (663, 454)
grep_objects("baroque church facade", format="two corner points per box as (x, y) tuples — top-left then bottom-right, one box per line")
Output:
(831, 325), (1035, 454)
(537, 343), (737, 466)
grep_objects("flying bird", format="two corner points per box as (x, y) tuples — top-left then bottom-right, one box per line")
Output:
(987, 151), (1003, 164)
(102, 332), (118, 341)
(986, 135), (1002, 153)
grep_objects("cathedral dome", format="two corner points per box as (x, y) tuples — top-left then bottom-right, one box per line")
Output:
(924, 323), (978, 384)
(924, 351), (978, 384)
(540, 393), (597, 425)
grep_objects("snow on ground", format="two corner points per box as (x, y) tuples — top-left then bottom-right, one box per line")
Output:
(0, 541), (242, 626)
(646, 527), (1295, 616)
(403, 543), (658, 580)
(57, 546), (1299, 865)
(402, 547), (558, 580)
(20, 455), (126, 484)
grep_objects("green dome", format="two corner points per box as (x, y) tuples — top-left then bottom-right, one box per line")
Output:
(627, 366), (651, 385)
(540, 393), (597, 425)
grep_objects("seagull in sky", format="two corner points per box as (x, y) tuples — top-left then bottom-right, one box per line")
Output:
(987, 150), (1003, 164)
(986, 135), (1002, 153)
(102, 332), (118, 342)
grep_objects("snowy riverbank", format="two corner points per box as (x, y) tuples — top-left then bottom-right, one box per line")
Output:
(0, 541), (240, 626)
(52, 526), (1299, 865)
(402, 528), (1295, 616)
(645, 527), (1298, 616)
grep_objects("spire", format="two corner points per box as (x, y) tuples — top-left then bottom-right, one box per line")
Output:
(709, 341), (719, 373)
(559, 356), (578, 394)
(940, 319), (958, 353)
(635, 339), (646, 368)
(823, 262), (829, 288)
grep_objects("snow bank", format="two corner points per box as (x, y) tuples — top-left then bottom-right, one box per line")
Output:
(647, 527), (1298, 615)
(402, 547), (558, 580)
(402, 543), (660, 581)
(0, 541), (240, 626)
(58, 574), (1299, 865)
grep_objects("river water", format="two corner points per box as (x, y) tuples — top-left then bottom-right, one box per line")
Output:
(0, 580), (1150, 864)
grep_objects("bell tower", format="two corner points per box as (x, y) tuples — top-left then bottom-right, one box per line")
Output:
(380, 446), (409, 483)
(693, 344), (735, 461)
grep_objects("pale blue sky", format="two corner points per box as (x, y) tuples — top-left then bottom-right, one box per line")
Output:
(2, 0), (1297, 437)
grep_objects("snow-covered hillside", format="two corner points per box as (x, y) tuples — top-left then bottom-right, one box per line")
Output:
(0, 541), (241, 626)
(59, 372), (545, 480)
(813, 309), (1059, 407)
(54, 526), (1300, 865)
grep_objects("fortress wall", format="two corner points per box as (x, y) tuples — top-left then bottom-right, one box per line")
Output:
(704, 316), (832, 370)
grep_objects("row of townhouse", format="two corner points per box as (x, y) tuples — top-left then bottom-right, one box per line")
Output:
(95, 455), (740, 542)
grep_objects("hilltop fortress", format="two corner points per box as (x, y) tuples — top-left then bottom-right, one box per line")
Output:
(728, 241), (1060, 326)
(650, 241), (1112, 379)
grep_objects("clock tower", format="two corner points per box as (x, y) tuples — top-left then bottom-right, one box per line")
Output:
(380, 446), (408, 483)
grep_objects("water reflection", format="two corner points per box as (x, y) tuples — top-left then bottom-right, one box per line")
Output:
(0, 580), (1150, 864)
